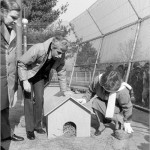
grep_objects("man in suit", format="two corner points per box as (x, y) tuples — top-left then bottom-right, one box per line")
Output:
(18, 36), (70, 140)
(1, 0), (24, 146)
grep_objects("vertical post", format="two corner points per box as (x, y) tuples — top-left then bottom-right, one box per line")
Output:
(125, 0), (141, 82)
(125, 20), (141, 82)
(23, 25), (27, 52)
(16, 0), (22, 58)
(16, 0), (23, 101)
(22, 7), (28, 53)
(22, 18), (28, 53)
(69, 46), (80, 87)
(87, 9), (104, 83)
(92, 38), (104, 82)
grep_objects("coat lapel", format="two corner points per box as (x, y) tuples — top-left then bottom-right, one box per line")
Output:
(9, 29), (16, 44)
(43, 38), (53, 54)
(1, 23), (16, 45)
(1, 23), (10, 44)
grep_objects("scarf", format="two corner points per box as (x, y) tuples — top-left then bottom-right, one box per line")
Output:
(98, 74), (132, 118)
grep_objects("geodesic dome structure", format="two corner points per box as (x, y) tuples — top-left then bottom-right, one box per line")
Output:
(69, 0), (150, 87)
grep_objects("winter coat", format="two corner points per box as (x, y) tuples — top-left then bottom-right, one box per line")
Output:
(17, 38), (67, 92)
(0, 23), (18, 110)
(83, 75), (133, 122)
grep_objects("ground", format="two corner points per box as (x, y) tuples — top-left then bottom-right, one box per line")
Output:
(1, 86), (150, 150)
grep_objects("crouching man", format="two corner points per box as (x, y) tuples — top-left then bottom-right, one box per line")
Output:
(18, 36), (70, 140)
(76, 70), (134, 138)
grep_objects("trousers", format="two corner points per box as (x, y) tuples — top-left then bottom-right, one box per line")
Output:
(1, 108), (11, 139)
(23, 77), (44, 132)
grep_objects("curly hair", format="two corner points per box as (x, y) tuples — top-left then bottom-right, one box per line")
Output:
(100, 70), (122, 92)
(51, 36), (70, 53)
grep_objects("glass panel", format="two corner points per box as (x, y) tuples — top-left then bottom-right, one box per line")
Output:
(70, 39), (102, 87)
(71, 11), (101, 42)
(99, 24), (137, 63)
(133, 18), (150, 61)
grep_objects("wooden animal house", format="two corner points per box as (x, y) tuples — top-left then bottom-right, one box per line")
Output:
(44, 96), (91, 139)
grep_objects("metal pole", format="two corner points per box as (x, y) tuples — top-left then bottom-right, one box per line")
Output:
(23, 24), (27, 53)
(69, 46), (80, 87)
(22, 8), (28, 53)
(87, 9), (103, 35)
(79, 15), (150, 45)
(92, 38), (104, 82)
(125, 20), (141, 82)
(128, 0), (141, 19)
(16, 0), (23, 101)
(16, 0), (22, 58)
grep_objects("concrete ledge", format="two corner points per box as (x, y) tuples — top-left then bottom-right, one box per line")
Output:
(133, 104), (150, 113)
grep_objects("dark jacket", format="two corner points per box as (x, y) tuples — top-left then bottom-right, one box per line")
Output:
(83, 75), (133, 122)
(17, 38), (67, 92)
(0, 23), (18, 110)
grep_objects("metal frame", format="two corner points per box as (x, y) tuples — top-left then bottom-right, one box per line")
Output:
(125, 20), (141, 82)
(91, 38), (104, 82)
(69, 46), (80, 87)
(86, 9), (103, 36)
(80, 15), (150, 44)
(69, 1), (150, 87)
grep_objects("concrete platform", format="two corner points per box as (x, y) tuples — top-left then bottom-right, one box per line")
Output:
(1, 85), (149, 150)
(43, 85), (150, 150)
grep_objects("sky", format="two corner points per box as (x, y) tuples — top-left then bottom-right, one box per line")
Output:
(56, 0), (97, 22)
(54, 0), (97, 69)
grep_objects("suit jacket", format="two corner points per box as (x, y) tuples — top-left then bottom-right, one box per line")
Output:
(0, 23), (18, 110)
(17, 38), (67, 92)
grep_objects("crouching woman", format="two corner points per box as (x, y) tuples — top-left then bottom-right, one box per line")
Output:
(76, 70), (134, 138)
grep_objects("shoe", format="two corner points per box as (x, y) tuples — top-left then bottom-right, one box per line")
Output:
(94, 130), (101, 136)
(11, 134), (24, 141)
(1, 134), (24, 142)
(34, 128), (46, 134)
(114, 129), (133, 140)
(27, 131), (35, 140)
(94, 127), (105, 136)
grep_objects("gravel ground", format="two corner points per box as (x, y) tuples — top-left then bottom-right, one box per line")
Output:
(1, 90), (150, 150)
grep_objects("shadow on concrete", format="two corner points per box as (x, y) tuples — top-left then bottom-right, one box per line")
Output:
(132, 108), (149, 127)
(137, 135), (150, 150)
(1, 98), (24, 150)
(91, 113), (115, 131)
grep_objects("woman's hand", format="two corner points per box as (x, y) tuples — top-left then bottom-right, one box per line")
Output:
(124, 122), (134, 133)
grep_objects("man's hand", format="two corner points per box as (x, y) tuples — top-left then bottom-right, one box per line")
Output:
(63, 91), (74, 96)
(75, 98), (86, 104)
(23, 80), (31, 92)
(56, 91), (74, 97)
(124, 122), (134, 133)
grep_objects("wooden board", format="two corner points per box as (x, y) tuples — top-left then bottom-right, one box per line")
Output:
(43, 86), (92, 116)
